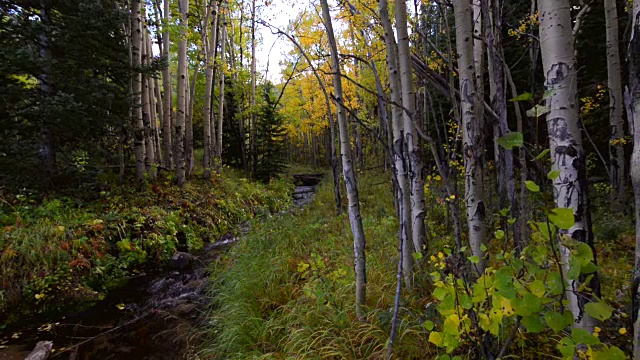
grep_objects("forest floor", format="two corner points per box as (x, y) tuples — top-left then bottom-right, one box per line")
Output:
(201, 168), (637, 359)
(0, 168), (293, 357)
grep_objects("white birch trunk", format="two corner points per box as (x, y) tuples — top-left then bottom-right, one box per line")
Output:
(320, 0), (367, 318)
(203, 2), (218, 178)
(161, 0), (173, 169)
(175, 0), (189, 185)
(538, 0), (597, 331)
(131, 0), (146, 183)
(380, 0), (414, 288)
(395, 0), (427, 256)
(142, 24), (156, 178)
(454, 0), (486, 274)
(605, 0), (626, 210)
(217, 21), (227, 161)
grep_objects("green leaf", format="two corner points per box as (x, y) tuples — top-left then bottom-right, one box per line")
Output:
(509, 92), (533, 102)
(548, 271), (564, 296)
(574, 242), (594, 266)
(522, 315), (544, 333)
(557, 337), (575, 359)
(548, 208), (575, 230)
(423, 320), (434, 331)
(590, 346), (627, 360)
(548, 170), (561, 180)
(512, 293), (542, 316)
(525, 180), (540, 192)
(429, 331), (444, 347)
(533, 148), (550, 161)
(460, 294), (473, 310)
(433, 287), (448, 300)
(495, 230), (505, 240)
(584, 301), (613, 321)
(480, 244), (487, 252)
(468, 255), (480, 264)
(526, 105), (550, 118)
(571, 327), (600, 345)
(545, 311), (573, 333)
(496, 132), (524, 150)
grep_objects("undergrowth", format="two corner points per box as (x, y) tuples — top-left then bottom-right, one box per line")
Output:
(0, 168), (292, 323)
(202, 169), (636, 359)
(203, 171), (432, 359)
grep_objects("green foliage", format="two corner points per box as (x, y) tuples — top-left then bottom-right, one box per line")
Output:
(0, 169), (292, 322)
(496, 132), (524, 150)
(254, 82), (288, 182)
(0, 0), (131, 189)
(204, 171), (430, 359)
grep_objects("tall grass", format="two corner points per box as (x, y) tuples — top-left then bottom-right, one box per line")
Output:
(202, 171), (432, 359)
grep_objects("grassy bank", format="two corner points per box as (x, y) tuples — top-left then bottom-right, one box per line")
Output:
(0, 168), (292, 324)
(202, 169), (636, 359)
(202, 171), (434, 359)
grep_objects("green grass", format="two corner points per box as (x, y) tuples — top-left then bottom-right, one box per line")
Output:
(201, 170), (432, 359)
(201, 168), (638, 359)
(0, 167), (292, 323)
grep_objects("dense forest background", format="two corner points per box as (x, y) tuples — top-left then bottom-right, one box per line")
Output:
(2, 0), (640, 359)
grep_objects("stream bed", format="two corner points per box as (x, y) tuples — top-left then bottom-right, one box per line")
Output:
(0, 174), (322, 360)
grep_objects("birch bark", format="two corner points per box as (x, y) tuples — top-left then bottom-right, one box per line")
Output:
(538, 0), (598, 331)
(131, 0), (146, 183)
(175, 0), (189, 185)
(604, 0), (626, 210)
(395, 0), (427, 256)
(454, 0), (486, 274)
(380, 0), (414, 288)
(319, 0), (367, 318)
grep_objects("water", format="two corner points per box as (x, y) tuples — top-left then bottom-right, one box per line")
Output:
(0, 175), (321, 359)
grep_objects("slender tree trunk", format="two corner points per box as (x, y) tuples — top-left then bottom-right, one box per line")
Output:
(161, 0), (173, 169)
(146, 31), (161, 167)
(484, 0), (520, 250)
(628, 1), (640, 356)
(320, 0), (367, 318)
(538, 0), (598, 331)
(131, 0), (146, 183)
(396, 0), (427, 256)
(454, 0), (486, 274)
(605, 0), (626, 211)
(142, 24), (157, 178)
(217, 21), (227, 162)
(186, 61), (199, 176)
(250, 0), (257, 177)
(204, 2), (218, 178)
(380, 0), (414, 288)
(175, 0), (189, 185)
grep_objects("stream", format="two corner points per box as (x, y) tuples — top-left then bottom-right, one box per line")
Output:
(0, 174), (322, 360)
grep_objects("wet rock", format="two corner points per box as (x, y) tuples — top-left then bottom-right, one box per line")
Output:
(169, 252), (194, 270)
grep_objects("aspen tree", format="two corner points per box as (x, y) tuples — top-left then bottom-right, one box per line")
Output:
(454, 0), (486, 274)
(176, 0), (189, 185)
(379, 0), (413, 288)
(538, 0), (598, 331)
(131, 0), (146, 183)
(319, 0), (367, 318)
(161, 0), (173, 169)
(604, 0), (626, 210)
(204, 1), (219, 178)
(142, 22), (156, 178)
(395, 0), (427, 256)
